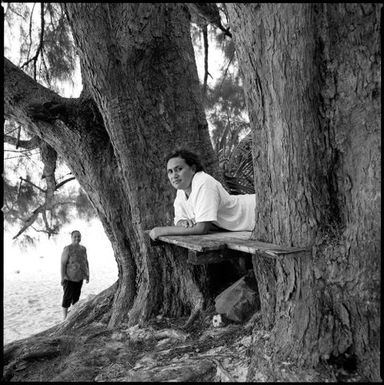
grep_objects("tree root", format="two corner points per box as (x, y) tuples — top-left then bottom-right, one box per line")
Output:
(182, 307), (202, 330)
(2, 336), (73, 382)
(2, 284), (117, 382)
(210, 357), (236, 382)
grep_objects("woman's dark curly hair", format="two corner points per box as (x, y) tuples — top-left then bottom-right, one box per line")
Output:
(165, 149), (205, 172)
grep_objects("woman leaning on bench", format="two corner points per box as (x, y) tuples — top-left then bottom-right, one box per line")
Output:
(149, 149), (256, 241)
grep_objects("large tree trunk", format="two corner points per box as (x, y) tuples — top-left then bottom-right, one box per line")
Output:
(226, 3), (381, 381)
(4, 3), (220, 330)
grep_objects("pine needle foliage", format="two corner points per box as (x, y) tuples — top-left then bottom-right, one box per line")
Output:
(6, 2), (77, 90)
(199, 23), (255, 196)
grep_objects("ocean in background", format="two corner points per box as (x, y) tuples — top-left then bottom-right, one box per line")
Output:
(3, 219), (118, 345)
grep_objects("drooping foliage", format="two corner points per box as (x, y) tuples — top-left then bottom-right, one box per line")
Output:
(7, 2), (76, 90)
(3, 3), (95, 242)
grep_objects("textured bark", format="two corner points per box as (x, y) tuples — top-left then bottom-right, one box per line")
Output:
(64, 3), (221, 327)
(251, 253), (276, 330)
(4, 3), (221, 330)
(226, 3), (381, 380)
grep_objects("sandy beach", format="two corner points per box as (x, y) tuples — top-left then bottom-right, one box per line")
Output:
(3, 220), (118, 345)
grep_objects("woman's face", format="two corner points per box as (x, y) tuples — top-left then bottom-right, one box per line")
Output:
(167, 157), (196, 192)
(71, 232), (81, 245)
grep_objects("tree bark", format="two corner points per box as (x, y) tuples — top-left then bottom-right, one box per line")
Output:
(64, 3), (222, 327)
(4, 3), (221, 330)
(226, 3), (381, 380)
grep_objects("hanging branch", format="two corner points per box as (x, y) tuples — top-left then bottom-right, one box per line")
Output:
(5, 3), (24, 19)
(12, 175), (77, 240)
(5, 123), (22, 136)
(12, 204), (57, 240)
(20, 2), (45, 80)
(17, 179), (23, 200)
(12, 197), (79, 239)
(12, 147), (77, 240)
(19, 176), (45, 193)
(202, 24), (209, 97)
(188, 3), (232, 38)
(40, 49), (51, 87)
(25, 3), (37, 61)
(39, 143), (58, 237)
(15, 125), (22, 149)
(12, 205), (45, 239)
(39, 142), (57, 236)
(12, 142), (61, 240)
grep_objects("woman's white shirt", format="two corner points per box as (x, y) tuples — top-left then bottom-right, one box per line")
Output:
(173, 171), (255, 231)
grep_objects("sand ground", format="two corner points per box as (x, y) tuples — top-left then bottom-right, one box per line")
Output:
(4, 221), (117, 345)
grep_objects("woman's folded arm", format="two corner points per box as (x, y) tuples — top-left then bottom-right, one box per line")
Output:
(149, 221), (213, 240)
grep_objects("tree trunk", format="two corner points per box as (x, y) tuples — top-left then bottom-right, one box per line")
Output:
(226, 3), (381, 380)
(4, 3), (220, 330)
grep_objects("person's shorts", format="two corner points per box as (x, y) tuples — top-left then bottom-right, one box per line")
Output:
(62, 279), (83, 308)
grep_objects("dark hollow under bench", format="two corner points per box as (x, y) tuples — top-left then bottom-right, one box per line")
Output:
(148, 231), (311, 264)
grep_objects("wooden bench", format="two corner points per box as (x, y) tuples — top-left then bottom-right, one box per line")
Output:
(148, 231), (311, 264)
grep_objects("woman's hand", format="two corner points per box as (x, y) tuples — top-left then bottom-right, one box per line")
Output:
(149, 227), (165, 241)
(149, 221), (213, 241)
(176, 219), (196, 228)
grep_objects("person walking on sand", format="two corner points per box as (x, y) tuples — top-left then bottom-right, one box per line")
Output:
(61, 230), (89, 320)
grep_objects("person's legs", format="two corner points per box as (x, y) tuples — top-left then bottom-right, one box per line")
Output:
(62, 280), (72, 320)
(62, 307), (68, 319)
(71, 280), (83, 306)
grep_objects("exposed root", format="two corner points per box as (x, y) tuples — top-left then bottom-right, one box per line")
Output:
(2, 335), (75, 382)
(182, 307), (202, 330)
(210, 357), (236, 382)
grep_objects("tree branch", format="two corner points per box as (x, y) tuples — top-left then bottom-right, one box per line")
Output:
(25, 3), (37, 62)
(5, 57), (64, 126)
(21, 2), (46, 80)
(5, 57), (108, 143)
(41, 209), (51, 233)
(31, 225), (58, 235)
(12, 198), (78, 240)
(16, 125), (22, 149)
(14, 143), (59, 239)
(55, 176), (76, 190)
(40, 142), (57, 210)
(4, 57), (91, 139)
(4, 134), (41, 150)
(13, 205), (45, 239)
(188, 3), (232, 38)
(19, 177), (45, 193)
(202, 24), (209, 98)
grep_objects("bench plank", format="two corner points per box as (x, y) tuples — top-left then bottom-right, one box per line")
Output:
(156, 233), (228, 252)
(222, 238), (310, 256)
(155, 231), (310, 258)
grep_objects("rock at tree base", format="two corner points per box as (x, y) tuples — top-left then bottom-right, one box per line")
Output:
(215, 273), (260, 323)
